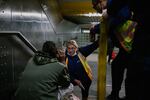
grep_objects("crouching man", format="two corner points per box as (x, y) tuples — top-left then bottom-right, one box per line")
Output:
(15, 41), (70, 100)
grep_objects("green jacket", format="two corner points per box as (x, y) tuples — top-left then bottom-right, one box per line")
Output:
(15, 51), (70, 100)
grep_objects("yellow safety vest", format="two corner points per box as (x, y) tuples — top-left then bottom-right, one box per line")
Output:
(66, 52), (93, 80)
(115, 20), (137, 52)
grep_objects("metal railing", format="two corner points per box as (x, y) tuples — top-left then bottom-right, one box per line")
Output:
(0, 31), (37, 52)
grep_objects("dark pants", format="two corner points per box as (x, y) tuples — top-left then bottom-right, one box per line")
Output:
(111, 48), (130, 97)
(81, 77), (92, 99)
(125, 53), (150, 100)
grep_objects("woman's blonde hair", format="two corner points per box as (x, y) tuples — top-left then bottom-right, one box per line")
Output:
(66, 40), (78, 48)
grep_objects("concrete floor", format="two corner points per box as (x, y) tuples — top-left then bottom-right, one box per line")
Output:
(73, 53), (126, 100)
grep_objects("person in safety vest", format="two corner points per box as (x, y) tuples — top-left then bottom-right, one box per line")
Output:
(65, 39), (99, 100)
(108, 0), (149, 100)
(92, 0), (134, 100)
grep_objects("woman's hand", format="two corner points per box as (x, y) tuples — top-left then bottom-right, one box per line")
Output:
(74, 79), (81, 85)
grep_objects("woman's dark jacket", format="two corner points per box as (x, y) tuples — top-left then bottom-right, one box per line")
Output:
(66, 40), (99, 84)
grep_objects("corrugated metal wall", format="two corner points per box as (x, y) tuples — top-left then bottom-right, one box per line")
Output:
(0, 0), (81, 99)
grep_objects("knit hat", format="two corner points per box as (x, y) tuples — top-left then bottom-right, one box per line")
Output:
(67, 40), (78, 48)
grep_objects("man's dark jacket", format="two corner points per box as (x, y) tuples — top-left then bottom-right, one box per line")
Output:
(15, 51), (70, 100)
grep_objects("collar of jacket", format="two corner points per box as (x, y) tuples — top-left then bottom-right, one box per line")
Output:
(33, 51), (58, 65)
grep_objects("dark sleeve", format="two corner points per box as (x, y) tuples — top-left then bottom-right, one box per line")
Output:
(107, 0), (127, 17)
(79, 40), (99, 57)
(58, 67), (70, 88)
(69, 74), (78, 85)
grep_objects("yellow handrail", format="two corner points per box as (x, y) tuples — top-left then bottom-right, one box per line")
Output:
(97, 17), (108, 100)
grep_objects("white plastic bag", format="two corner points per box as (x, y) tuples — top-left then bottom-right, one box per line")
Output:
(58, 83), (80, 100)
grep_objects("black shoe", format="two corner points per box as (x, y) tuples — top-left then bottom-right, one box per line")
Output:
(107, 94), (120, 100)
(119, 96), (127, 100)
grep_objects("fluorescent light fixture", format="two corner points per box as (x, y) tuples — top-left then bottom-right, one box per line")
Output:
(82, 29), (90, 33)
(91, 22), (100, 24)
(83, 30), (90, 33)
(78, 12), (102, 17)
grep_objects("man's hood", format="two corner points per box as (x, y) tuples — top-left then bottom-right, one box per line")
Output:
(33, 51), (58, 65)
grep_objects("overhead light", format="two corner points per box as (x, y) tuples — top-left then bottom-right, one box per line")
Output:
(91, 22), (100, 24)
(78, 12), (102, 17)
(82, 28), (90, 33)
